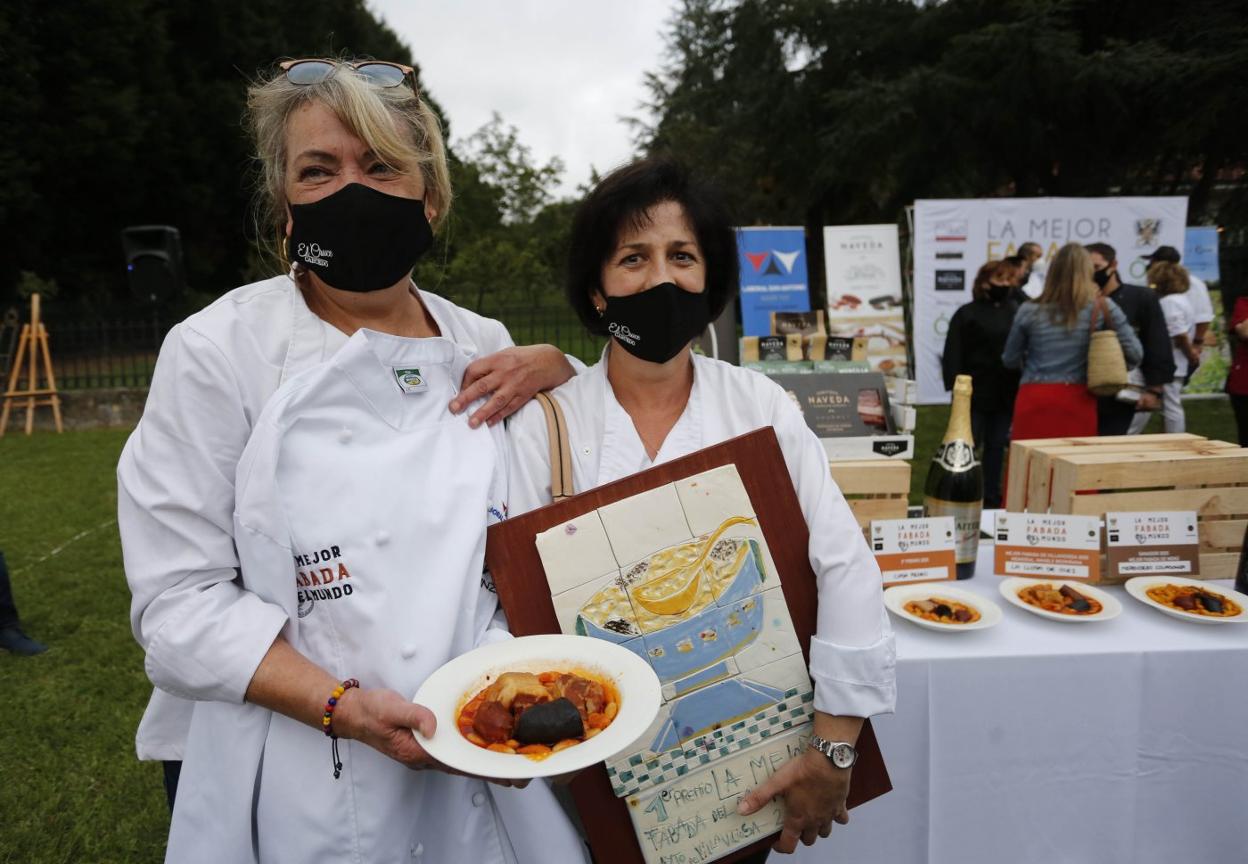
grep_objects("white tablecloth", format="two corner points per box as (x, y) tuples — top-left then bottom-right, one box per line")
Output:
(794, 550), (1248, 864)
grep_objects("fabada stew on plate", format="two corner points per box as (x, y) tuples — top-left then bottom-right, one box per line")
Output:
(457, 671), (619, 759)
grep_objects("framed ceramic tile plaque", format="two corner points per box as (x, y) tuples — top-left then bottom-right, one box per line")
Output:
(485, 428), (891, 864)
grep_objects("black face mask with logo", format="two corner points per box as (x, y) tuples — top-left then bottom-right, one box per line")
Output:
(602, 282), (712, 364)
(288, 183), (434, 293)
(1092, 267), (1113, 289)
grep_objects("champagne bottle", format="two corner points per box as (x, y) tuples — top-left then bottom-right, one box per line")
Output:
(924, 374), (984, 579)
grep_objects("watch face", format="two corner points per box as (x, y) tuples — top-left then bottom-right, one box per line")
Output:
(831, 743), (856, 769)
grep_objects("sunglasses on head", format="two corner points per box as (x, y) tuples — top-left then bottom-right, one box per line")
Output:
(280, 59), (419, 98)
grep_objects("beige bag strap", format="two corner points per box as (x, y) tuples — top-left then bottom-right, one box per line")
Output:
(535, 391), (574, 501)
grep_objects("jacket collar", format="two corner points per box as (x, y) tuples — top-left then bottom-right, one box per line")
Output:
(280, 271), (460, 385)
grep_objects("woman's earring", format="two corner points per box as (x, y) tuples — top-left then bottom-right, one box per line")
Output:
(595, 304), (605, 317)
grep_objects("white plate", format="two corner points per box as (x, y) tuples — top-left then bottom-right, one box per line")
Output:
(998, 577), (1122, 623)
(1124, 576), (1248, 625)
(411, 634), (662, 779)
(883, 583), (1001, 632)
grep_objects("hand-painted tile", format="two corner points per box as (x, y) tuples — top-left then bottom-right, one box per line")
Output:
(550, 569), (637, 643)
(668, 677), (786, 746)
(661, 657), (740, 701)
(598, 483), (692, 567)
(638, 595), (760, 684)
(738, 651), (812, 698)
(624, 725), (811, 864)
(675, 464), (756, 536)
(731, 588), (801, 675)
(606, 701), (679, 777)
(535, 511), (621, 596)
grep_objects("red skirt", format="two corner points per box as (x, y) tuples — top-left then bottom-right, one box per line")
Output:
(1010, 382), (1098, 441)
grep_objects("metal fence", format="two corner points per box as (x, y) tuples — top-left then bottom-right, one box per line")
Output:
(0, 306), (603, 391)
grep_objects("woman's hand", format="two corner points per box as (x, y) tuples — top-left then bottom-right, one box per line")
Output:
(450, 345), (575, 428)
(736, 749), (851, 854)
(334, 688), (527, 787)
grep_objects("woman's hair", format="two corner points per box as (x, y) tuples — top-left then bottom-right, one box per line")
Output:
(565, 156), (739, 336)
(1148, 261), (1191, 296)
(971, 260), (1006, 301)
(246, 59), (452, 268)
(1037, 242), (1098, 327)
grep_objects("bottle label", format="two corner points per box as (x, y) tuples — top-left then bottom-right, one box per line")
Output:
(934, 440), (978, 473)
(924, 498), (982, 564)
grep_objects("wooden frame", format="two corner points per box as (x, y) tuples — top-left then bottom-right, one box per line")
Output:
(1, 293), (63, 436)
(486, 427), (891, 864)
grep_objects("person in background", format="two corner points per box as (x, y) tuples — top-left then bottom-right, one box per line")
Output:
(1002, 243), (1142, 442)
(1084, 242), (1175, 435)
(1001, 255), (1029, 305)
(1144, 245), (1215, 373)
(1228, 292), (1248, 446)
(941, 260), (1020, 508)
(1019, 242), (1046, 299)
(1128, 262), (1198, 433)
(0, 551), (47, 655)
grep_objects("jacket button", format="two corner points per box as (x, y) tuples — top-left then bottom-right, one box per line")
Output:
(374, 530), (390, 546)
(471, 791), (486, 807)
(400, 644), (417, 659)
(338, 427), (353, 444)
(411, 842), (423, 860)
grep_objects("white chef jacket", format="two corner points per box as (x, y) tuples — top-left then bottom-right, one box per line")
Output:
(1185, 273), (1214, 326)
(1160, 293), (1195, 378)
(507, 350), (896, 718)
(161, 329), (585, 864)
(120, 274), (511, 759)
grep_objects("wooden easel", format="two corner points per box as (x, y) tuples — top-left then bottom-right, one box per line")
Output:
(1, 293), (63, 436)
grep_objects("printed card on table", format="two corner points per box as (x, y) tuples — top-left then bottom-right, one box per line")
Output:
(870, 517), (957, 587)
(1106, 512), (1200, 580)
(993, 513), (1102, 581)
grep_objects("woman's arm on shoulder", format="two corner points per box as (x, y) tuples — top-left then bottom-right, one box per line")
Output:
(451, 318), (582, 428)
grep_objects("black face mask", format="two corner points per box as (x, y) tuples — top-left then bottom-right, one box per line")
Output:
(603, 282), (712, 364)
(988, 284), (1011, 302)
(289, 183), (433, 292)
(1092, 267), (1112, 289)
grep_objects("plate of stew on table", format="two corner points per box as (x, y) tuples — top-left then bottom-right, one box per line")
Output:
(1124, 576), (1248, 625)
(883, 583), (1002, 632)
(999, 577), (1122, 623)
(411, 634), (662, 779)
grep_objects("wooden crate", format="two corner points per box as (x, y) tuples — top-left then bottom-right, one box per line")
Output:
(1041, 442), (1247, 581)
(1005, 433), (1211, 513)
(829, 459), (912, 531)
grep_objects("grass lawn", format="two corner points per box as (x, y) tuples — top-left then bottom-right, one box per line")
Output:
(0, 399), (1239, 862)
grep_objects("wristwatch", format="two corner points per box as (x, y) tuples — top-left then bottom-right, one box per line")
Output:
(809, 735), (858, 769)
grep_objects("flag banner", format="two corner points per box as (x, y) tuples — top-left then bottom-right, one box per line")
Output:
(737, 226), (810, 336)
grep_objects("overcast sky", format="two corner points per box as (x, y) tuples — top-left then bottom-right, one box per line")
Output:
(370, 0), (677, 196)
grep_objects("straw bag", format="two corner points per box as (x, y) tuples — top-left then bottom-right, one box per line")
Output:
(534, 391), (574, 500)
(1086, 296), (1129, 396)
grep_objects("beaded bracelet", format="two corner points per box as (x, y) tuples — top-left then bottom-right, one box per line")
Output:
(322, 678), (360, 780)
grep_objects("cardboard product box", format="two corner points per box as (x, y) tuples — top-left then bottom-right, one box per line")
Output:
(743, 360), (814, 375)
(771, 310), (826, 336)
(768, 371), (894, 438)
(741, 334), (803, 362)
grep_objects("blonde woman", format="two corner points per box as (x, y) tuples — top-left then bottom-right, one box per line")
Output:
(118, 59), (584, 863)
(1001, 242), (1142, 440)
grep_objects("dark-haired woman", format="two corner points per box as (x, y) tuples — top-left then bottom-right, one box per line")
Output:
(941, 260), (1020, 508)
(507, 157), (895, 858)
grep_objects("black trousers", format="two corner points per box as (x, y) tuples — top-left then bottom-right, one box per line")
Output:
(972, 409), (1012, 509)
(0, 551), (21, 630)
(1232, 394), (1248, 447)
(1096, 397), (1136, 436)
(163, 760), (181, 812)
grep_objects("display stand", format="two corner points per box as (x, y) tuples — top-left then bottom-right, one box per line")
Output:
(486, 427), (891, 864)
(0, 294), (62, 437)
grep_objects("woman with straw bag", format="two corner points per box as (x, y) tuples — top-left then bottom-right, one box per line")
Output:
(1002, 243), (1143, 442)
